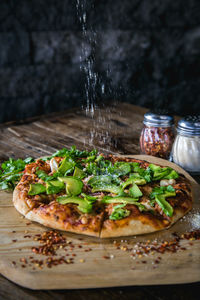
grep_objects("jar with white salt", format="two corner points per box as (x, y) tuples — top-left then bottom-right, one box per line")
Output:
(172, 116), (200, 174)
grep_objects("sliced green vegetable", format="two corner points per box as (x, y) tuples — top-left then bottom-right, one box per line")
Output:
(73, 167), (86, 179)
(46, 180), (65, 195)
(102, 196), (146, 211)
(28, 183), (46, 195)
(88, 175), (112, 186)
(150, 185), (176, 200)
(102, 196), (139, 204)
(149, 164), (179, 181)
(57, 196), (93, 213)
(109, 204), (130, 220)
(122, 176), (146, 190)
(164, 170), (179, 180)
(81, 193), (97, 203)
(155, 195), (173, 217)
(58, 157), (75, 175)
(92, 184), (124, 195)
(129, 183), (143, 198)
(113, 162), (131, 176)
(58, 176), (83, 196)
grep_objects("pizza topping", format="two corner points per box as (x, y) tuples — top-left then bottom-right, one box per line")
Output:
(49, 158), (59, 173)
(58, 176), (83, 196)
(73, 167), (86, 179)
(122, 176), (146, 189)
(102, 195), (139, 204)
(28, 183), (46, 195)
(56, 194), (97, 214)
(150, 185), (175, 200)
(0, 157), (34, 190)
(91, 184), (123, 195)
(58, 157), (76, 175)
(81, 216), (88, 224)
(150, 185), (175, 217)
(46, 180), (65, 195)
(102, 196), (146, 212)
(129, 183), (143, 198)
(109, 204), (130, 220)
(154, 195), (173, 217)
(149, 164), (179, 181)
(160, 179), (176, 187)
(36, 169), (54, 181)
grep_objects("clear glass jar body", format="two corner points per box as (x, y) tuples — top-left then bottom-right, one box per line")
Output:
(171, 133), (200, 173)
(140, 125), (175, 159)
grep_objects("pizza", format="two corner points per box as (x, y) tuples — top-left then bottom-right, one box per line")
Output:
(12, 147), (193, 238)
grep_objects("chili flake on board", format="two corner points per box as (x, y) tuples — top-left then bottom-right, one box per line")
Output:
(11, 228), (200, 270)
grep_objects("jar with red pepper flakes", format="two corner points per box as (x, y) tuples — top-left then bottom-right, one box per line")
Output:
(140, 112), (175, 159)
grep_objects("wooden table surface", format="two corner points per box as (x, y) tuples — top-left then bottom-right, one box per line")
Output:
(0, 103), (199, 299)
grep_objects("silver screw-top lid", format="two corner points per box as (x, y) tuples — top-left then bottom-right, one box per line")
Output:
(143, 111), (174, 127)
(177, 116), (200, 136)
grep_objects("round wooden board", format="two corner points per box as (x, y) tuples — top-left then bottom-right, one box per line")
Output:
(0, 155), (199, 289)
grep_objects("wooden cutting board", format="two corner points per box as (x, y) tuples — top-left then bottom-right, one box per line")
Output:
(0, 155), (199, 289)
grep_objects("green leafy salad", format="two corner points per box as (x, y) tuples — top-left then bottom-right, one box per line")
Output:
(0, 146), (179, 220)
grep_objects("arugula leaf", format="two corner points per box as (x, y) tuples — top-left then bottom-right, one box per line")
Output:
(0, 181), (10, 190)
(0, 157), (34, 190)
(50, 146), (98, 160)
(36, 169), (53, 181)
(109, 204), (130, 220)
(24, 157), (35, 164)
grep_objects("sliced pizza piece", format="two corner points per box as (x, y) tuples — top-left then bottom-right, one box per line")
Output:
(100, 175), (193, 238)
(13, 159), (105, 237)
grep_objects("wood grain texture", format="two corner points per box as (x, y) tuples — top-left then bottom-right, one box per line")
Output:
(0, 155), (199, 290)
(0, 103), (199, 297)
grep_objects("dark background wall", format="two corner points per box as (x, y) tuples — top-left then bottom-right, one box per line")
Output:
(0, 0), (200, 123)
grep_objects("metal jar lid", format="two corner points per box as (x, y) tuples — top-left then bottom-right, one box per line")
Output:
(177, 116), (200, 136)
(143, 112), (174, 127)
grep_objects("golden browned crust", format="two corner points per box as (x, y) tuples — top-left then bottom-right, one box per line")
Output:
(100, 204), (192, 238)
(13, 185), (31, 216)
(12, 155), (193, 238)
(25, 209), (103, 237)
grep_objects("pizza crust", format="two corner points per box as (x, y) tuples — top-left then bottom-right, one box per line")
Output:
(13, 185), (102, 237)
(13, 185), (31, 216)
(25, 209), (101, 237)
(100, 208), (190, 238)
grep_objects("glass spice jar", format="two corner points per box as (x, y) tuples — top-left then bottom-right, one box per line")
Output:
(140, 112), (175, 159)
(171, 116), (200, 174)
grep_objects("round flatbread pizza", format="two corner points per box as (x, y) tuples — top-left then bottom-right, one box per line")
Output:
(13, 147), (193, 238)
